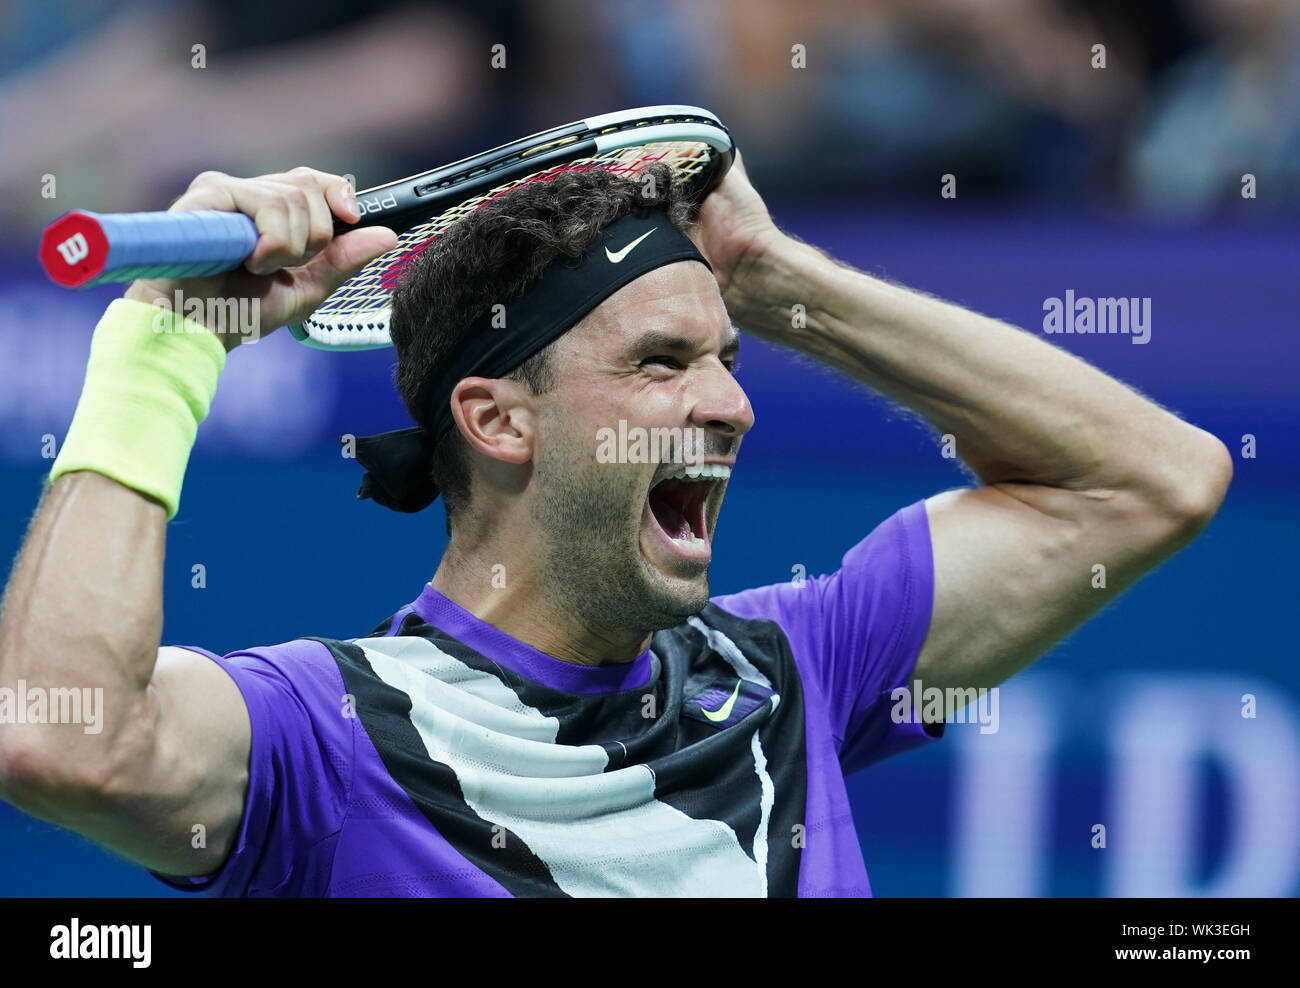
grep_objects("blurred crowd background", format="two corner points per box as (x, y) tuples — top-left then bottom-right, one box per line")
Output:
(3, 0), (1300, 227)
(1, 1), (1298, 898)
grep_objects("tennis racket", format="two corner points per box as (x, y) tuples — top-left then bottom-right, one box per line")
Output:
(38, 105), (734, 351)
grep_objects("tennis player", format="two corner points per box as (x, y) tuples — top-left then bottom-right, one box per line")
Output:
(0, 158), (1230, 897)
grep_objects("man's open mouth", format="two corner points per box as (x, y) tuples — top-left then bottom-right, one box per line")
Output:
(645, 464), (732, 552)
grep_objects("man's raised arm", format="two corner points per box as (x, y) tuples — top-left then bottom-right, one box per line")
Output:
(0, 168), (396, 876)
(693, 157), (1231, 694)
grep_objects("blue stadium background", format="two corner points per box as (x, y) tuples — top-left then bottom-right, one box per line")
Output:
(2, 202), (1296, 896)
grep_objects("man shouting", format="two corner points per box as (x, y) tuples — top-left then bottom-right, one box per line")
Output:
(0, 155), (1231, 896)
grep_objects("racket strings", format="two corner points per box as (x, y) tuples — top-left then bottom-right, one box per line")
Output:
(304, 141), (715, 344)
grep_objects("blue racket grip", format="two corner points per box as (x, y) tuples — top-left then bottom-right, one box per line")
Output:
(40, 209), (260, 288)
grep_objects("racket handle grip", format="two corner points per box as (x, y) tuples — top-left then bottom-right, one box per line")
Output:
(39, 209), (260, 288)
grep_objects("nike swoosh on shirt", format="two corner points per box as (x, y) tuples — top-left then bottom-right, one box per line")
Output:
(700, 678), (743, 723)
(605, 229), (656, 263)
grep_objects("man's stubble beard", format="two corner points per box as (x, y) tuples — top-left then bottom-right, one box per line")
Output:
(528, 433), (711, 638)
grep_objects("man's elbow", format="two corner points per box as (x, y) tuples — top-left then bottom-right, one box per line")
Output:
(0, 728), (118, 819)
(1161, 429), (1233, 534)
(0, 730), (60, 812)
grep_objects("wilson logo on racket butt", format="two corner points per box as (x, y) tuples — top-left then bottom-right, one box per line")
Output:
(56, 233), (90, 266)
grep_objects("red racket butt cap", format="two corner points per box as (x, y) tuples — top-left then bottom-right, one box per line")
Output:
(40, 211), (109, 288)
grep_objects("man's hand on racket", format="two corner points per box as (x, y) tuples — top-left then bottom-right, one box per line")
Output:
(123, 166), (399, 350)
(690, 150), (782, 316)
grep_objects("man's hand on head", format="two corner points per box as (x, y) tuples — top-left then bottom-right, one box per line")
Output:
(690, 151), (784, 316)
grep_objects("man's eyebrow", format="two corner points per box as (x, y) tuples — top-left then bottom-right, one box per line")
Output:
(629, 329), (741, 360)
(720, 330), (741, 360)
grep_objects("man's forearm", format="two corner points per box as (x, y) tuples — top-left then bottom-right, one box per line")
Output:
(0, 296), (224, 795)
(728, 235), (1224, 507)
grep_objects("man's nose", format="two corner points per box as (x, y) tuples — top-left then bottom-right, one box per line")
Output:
(689, 362), (754, 440)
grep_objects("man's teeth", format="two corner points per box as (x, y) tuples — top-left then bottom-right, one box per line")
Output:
(661, 464), (732, 481)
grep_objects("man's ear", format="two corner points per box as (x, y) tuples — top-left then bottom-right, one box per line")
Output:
(448, 377), (536, 466)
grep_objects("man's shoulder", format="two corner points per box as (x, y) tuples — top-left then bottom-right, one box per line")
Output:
(238, 601), (427, 668)
(175, 613), (409, 710)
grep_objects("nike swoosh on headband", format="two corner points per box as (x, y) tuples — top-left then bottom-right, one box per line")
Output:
(352, 211), (710, 512)
(605, 228), (655, 263)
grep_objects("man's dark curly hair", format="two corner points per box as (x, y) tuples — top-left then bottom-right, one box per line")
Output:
(389, 162), (697, 531)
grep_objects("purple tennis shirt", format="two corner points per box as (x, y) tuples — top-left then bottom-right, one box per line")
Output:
(153, 499), (941, 896)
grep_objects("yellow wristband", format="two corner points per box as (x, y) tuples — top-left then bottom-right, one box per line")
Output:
(49, 298), (228, 519)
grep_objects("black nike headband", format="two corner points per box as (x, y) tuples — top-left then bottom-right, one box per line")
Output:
(351, 209), (712, 513)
